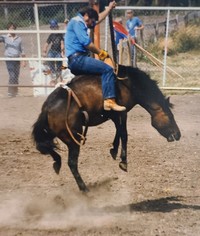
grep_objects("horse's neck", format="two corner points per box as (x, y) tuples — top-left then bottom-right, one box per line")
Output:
(119, 80), (136, 109)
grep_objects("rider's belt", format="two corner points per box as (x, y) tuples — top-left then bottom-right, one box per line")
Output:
(68, 52), (89, 62)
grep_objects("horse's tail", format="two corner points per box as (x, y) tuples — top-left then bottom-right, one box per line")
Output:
(32, 108), (56, 155)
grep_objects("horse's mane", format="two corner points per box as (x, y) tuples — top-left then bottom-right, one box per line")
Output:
(124, 66), (159, 91)
(120, 65), (173, 108)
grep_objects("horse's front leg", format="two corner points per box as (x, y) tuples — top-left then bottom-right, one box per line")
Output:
(110, 113), (128, 171)
(110, 119), (121, 160)
(119, 113), (128, 172)
(68, 144), (89, 192)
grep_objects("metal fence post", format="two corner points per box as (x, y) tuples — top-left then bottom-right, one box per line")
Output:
(163, 9), (170, 87)
(105, 16), (109, 51)
(34, 3), (42, 80)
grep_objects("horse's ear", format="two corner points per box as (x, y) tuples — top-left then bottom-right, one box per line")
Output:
(167, 96), (174, 108)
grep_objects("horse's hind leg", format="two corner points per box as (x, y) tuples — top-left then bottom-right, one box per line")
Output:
(68, 144), (89, 192)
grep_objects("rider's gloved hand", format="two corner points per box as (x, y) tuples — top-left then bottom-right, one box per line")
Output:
(98, 49), (109, 61)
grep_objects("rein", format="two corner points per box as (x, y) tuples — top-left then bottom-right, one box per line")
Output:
(64, 85), (89, 146)
(108, 0), (117, 65)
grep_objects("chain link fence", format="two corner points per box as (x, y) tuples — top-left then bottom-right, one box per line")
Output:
(110, 7), (200, 90)
(0, 2), (200, 97)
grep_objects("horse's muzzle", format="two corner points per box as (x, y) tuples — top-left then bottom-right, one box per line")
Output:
(167, 131), (181, 142)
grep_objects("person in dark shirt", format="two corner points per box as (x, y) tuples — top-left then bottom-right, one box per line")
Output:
(43, 19), (64, 81)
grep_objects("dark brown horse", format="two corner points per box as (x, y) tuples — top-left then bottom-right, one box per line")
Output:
(32, 65), (181, 192)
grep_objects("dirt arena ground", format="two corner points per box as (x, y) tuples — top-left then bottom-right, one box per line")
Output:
(0, 91), (199, 236)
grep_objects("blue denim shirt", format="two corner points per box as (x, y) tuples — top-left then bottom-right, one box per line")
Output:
(65, 13), (91, 57)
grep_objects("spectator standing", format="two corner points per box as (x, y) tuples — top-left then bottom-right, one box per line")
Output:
(43, 19), (64, 83)
(126, 10), (144, 67)
(0, 22), (26, 97)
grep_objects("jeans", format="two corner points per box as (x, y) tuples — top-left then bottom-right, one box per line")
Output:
(130, 37), (137, 67)
(68, 55), (116, 99)
(47, 50), (62, 74)
(130, 44), (137, 67)
(6, 60), (20, 96)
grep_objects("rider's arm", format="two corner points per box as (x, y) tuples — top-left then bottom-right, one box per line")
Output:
(97, 1), (116, 24)
(43, 42), (49, 56)
(85, 42), (101, 55)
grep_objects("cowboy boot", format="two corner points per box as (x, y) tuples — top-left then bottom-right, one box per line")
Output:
(104, 98), (126, 112)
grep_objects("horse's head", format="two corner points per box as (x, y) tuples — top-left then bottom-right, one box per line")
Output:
(149, 98), (181, 142)
(117, 65), (181, 142)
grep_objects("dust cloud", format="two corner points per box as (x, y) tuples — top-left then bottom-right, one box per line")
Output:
(0, 185), (131, 230)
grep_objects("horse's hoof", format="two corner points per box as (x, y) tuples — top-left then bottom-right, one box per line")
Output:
(81, 187), (89, 193)
(110, 148), (117, 160)
(53, 161), (61, 174)
(119, 161), (127, 172)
